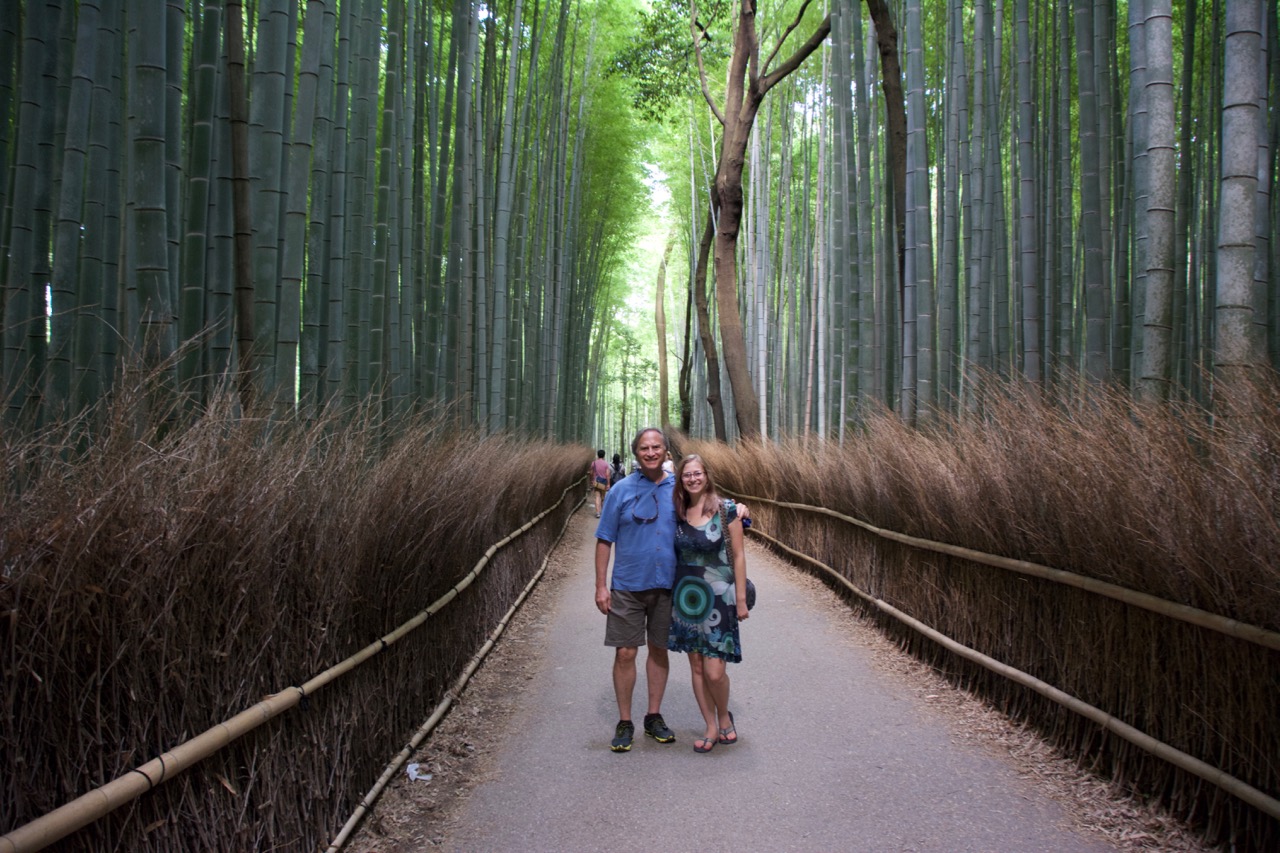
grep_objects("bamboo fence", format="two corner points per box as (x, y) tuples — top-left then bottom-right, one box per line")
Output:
(729, 492), (1280, 850)
(326, 492), (580, 851)
(1, 454), (586, 853)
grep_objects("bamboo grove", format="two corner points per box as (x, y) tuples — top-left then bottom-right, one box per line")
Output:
(1, 0), (650, 437)
(648, 0), (1278, 442)
(2, 0), (1278, 440)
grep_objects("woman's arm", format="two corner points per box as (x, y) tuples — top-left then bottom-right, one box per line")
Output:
(728, 517), (748, 620)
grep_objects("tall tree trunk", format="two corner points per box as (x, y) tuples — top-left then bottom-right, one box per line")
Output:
(322, 0), (354, 402)
(937, 0), (959, 408)
(49, 0), (101, 416)
(1170, 0), (1197, 390)
(178, 0), (223, 405)
(692, 196), (728, 441)
(301, 0), (338, 412)
(425, 0), (461, 403)
(1075, 0), (1110, 381)
(0, 0), (17, 284)
(678, 275), (695, 433)
(489, 0), (523, 432)
(3, 0), (56, 425)
(248, 0), (290, 402)
(695, 0), (829, 440)
(712, 109), (759, 439)
(864, 0), (906, 297)
(903, 0), (933, 421)
(1015, 0), (1041, 388)
(679, 121), (701, 434)
(446, 0), (475, 415)
(851, 0), (877, 419)
(345, 0), (379, 401)
(1140, 0), (1176, 400)
(655, 233), (674, 427)
(1055, 0), (1076, 383)
(128, 0), (176, 393)
(76, 0), (124, 412)
(964, 0), (992, 407)
(1215, 0), (1266, 394)
(280, 0), (328, 412)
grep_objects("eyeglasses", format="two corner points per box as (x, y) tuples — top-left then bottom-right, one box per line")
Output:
(631, 492), (660, 524)
(681, 471), (705, 482)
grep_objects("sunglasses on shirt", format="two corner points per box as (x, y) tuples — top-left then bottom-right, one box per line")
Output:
(631, 492), (660, 524)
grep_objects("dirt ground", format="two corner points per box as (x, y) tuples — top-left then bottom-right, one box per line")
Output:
(344, 507), (1215, 853)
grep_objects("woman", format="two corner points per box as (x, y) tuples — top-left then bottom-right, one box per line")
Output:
(589, 449), (611, 518)
(667, 454), (748, 753)
(609, 453), (626, 487)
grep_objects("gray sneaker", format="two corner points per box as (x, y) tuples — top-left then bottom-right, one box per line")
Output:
(610, 720), (635, 752)
(643, 713), (675, 743)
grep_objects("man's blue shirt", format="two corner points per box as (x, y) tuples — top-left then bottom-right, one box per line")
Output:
(594, 471), (676, 592)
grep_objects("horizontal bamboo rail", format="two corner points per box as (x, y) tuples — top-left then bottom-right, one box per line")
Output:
(326, 495), (583, 851)
(747, 526), (1280, 822)
(0, 479), (585, 853)
(731, 493), (1280, 653)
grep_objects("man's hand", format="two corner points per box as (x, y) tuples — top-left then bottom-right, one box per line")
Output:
(595, 585), (612, 615)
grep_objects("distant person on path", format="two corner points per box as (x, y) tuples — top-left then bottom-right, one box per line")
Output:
(594, 427), (678, 752)
(589, 449), (611, 518)
(609, 453), (625, 487)
(668, 453), (748, 753)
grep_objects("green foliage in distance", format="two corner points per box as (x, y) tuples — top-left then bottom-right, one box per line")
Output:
(579, 21), (653, 248)
(608, 0), (732, 121)
(604, 307), (661, 443)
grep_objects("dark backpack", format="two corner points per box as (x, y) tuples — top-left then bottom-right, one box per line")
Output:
(609, 464), (624, 486)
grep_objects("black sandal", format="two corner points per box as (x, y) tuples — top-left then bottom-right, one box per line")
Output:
(693, 735), (716, 753)
(717, 711), (738, 745)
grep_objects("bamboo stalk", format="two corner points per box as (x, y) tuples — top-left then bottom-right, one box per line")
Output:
(326, 494), (583, 851)
(747, 525), (1280, 821)
(731, 492), (1280, 652)
(0, 479), (586, 853)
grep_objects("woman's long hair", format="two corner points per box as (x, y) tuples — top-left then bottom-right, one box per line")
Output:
(673, 454), (719, 521)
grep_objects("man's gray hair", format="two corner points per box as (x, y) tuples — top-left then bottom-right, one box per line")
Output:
(630, 426), (667, 457)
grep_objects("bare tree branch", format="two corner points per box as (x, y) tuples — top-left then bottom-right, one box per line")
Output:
(691, 0), (726, 125)
(761, 0), (817, 76)
(759, 13), (830, 96)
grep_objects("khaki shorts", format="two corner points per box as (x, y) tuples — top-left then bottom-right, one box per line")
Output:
(604, 588), (673, 648)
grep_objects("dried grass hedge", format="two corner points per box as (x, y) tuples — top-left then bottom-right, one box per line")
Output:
(1, 390), (588, 851)
(685, 377), (1280, 852)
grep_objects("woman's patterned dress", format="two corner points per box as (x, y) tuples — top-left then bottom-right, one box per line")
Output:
(667, 500), (743, 662)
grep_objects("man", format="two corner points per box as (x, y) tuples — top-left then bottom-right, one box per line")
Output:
(594, 427), (678, 752)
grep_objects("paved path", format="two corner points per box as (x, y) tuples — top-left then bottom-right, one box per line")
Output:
(440, 507), (1114, 853)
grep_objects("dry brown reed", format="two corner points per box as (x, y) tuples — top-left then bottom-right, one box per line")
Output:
(683, 373), (1280, 852)
(1, 387), (589, 851)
